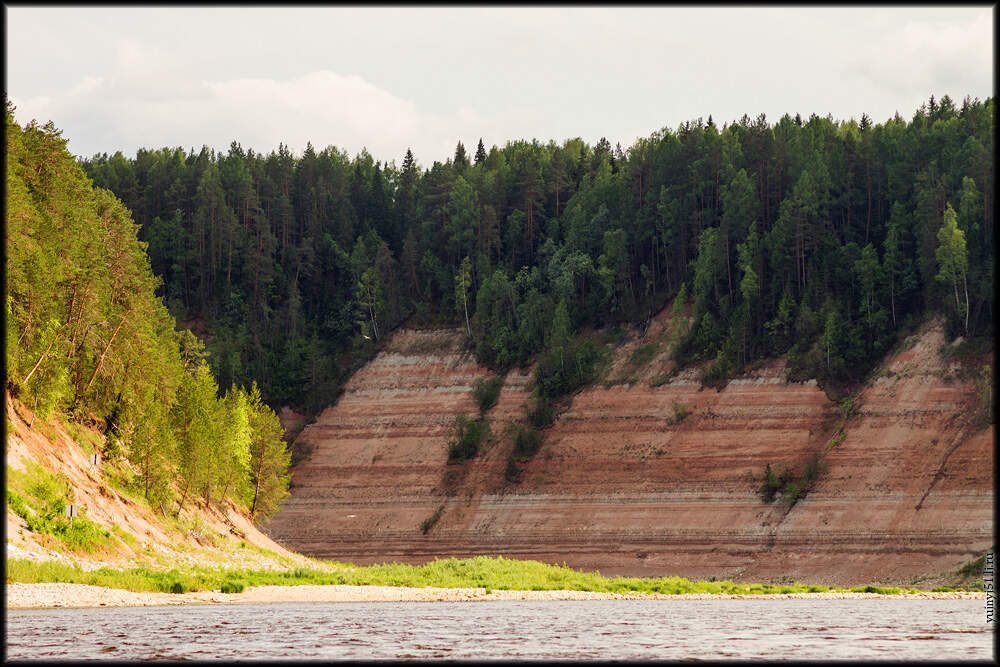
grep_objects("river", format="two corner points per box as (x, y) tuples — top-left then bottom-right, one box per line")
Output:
(5, 599), (993, 660)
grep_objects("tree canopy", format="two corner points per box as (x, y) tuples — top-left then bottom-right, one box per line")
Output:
(6, 102), (291, 521)
(75, 95), (993, 403)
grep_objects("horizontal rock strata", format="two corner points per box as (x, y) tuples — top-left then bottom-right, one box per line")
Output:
(266, 321), (993, 586)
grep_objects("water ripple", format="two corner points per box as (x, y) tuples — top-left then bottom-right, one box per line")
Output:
(5, 599), (993, 661)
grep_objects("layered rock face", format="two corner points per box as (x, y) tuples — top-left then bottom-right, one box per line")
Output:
(266, 320), (993, 586)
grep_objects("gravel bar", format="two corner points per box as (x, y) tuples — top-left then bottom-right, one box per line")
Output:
(6, 582), (985, 609)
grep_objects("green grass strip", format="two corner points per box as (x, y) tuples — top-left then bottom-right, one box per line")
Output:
(5, 555), (949, 596)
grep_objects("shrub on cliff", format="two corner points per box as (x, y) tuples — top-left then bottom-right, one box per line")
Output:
(447, 414), (489, 463)
(527, 397), (555, 429)
(758, 464), (780, 503)
(758, 455), (822, 506)
(472, 375), (504, 412)
(512, 426), (542, 461)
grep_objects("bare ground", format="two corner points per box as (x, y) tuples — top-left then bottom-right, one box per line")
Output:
(6, 581), (984, 609)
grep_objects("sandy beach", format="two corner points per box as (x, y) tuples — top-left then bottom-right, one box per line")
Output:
(6, 582), (985, 609)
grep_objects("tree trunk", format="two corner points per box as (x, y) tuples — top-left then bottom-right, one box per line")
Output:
(85, 309), (130, 392)
(724, 231), (733, 304)
(963, 274), (969, 335)
(175, 478), (191, 518)
(865, 159), (872, 243)
(890, 280), (896, 327)
(23, 331), (60, 385)
(463, 294), (471, 338)
(250, 445), (265, 519)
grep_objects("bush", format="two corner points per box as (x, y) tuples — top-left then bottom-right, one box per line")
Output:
(512, 426), (542, 461)
(220, 580), (245, 593)
(472, 375), (504, 412)
(534, 340), (600, 401)
(447, 414), (489, 463)
(671, 401), (688, 423)
(504, 459), (521, 483)
(527, 397), (555, 429)
(420, 505), (444, 534)
(758, 455), (822, 506)
(758, 464), (780, 503)
(698, 355), (731, 390)
(168, 580), (188, 594)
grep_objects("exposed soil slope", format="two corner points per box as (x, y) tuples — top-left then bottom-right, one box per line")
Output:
(5, 393), (313, 572)
(267, 317), (992, 586)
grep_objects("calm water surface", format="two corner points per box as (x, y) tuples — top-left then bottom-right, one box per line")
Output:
(5, 599), (995, 661)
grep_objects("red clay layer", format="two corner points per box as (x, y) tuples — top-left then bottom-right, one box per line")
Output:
(265, 321), (993, 586)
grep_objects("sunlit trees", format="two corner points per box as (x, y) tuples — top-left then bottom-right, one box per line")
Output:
(6, 103), (291, 524)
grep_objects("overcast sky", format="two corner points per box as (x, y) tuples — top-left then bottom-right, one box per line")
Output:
(6, 6), (994, 166)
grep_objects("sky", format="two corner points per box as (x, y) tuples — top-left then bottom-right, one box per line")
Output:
(5, 6), (994, 166)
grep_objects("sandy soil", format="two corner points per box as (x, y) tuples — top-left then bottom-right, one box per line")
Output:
(6, 581), (985, 609)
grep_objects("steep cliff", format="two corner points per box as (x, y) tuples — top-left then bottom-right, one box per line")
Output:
(266, 316), (993, 586)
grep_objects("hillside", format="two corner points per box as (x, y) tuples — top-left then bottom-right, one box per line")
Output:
(266, 313), (993, 586)
(5, 392), (313, 573)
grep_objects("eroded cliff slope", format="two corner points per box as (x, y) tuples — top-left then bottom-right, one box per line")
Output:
(266, 317), (992, 586)
(5, 394), (309, 571)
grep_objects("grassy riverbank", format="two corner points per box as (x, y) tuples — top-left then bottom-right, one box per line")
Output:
(7, 555), (971, 597)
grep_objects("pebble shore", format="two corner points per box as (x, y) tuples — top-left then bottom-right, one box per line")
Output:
(6, 582), (985, 609)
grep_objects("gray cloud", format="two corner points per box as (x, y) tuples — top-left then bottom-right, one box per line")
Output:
(6, 7), (993, 163)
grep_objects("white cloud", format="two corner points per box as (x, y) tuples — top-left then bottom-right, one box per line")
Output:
(10, 62), (547, 164)
(7, 7), (993, 162)
(844, 9), (992, 100)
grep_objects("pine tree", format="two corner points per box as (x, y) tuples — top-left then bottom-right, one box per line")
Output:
(454, 141), (469, 170)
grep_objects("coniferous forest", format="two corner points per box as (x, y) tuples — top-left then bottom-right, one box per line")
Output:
(79, 95), (993, 416)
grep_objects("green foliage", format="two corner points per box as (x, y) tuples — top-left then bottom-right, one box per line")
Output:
(71, 96), (992, 411)
(8, 555), (943, 597)
(957, 553), (988, 578)
(628, 344), (658, 367)
(219, 581), (246, 593)
(671, 401), (689, 423)
(504, 458), (521, 483)
(5, 108), (290, 527)
(758, 464), (781, 503)
(472, 375), (504, 413)
(504, 424), (544, 483)
(758, 454), (823, 506)
(526, 397), (555, 429)
(420, 504), (445, 534)
(511, 426), (543, 461)
(6, 477), (113, 555)
(533, 338), (601, 402)
(220, 580), (246, 593)
(935, 203), (970, 334)
(447, 414), (489, 463)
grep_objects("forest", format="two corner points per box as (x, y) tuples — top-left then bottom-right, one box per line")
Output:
(76, 94), (992, 417)
(6, 103), (290, 520)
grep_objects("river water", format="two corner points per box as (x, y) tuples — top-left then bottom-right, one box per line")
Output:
(5, 599), (994, 661)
